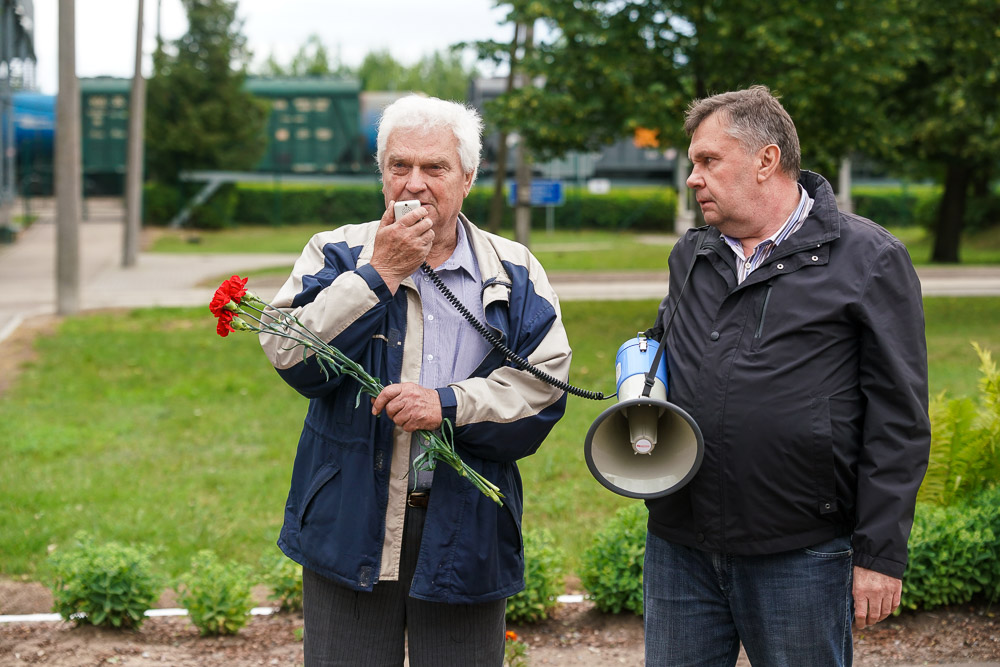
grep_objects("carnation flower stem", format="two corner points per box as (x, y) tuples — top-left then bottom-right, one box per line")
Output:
(231, 296), (503, 505)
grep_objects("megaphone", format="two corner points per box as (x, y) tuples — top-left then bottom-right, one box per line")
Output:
(584, 334), (704, 499)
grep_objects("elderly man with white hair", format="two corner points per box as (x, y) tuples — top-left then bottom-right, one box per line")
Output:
(261, 95), (571, 666)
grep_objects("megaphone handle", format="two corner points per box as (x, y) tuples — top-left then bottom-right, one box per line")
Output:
(640, 329), (668, 398)
(641, 231), (704, 398)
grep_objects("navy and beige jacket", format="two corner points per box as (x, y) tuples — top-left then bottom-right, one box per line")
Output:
(260, 215), (570, 603)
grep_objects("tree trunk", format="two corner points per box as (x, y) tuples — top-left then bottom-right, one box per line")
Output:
(931, 163), (972, 264)
(487, 25), (522, 234)
(513, 22), (534, 248)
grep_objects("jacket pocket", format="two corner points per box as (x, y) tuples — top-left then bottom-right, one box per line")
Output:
(750, 281), (774, 351)
(810, 397), (838, 517)
(297, 461), (342, 527)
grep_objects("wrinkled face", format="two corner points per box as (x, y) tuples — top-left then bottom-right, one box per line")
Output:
(686, 113), (762, 236)
(381, 127), (474, 233)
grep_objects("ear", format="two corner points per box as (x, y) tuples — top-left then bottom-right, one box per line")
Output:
(757, 144), (781, 183)
(463, 170), (475, 197)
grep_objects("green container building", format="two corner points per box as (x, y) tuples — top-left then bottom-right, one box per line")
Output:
(245, 77), (364, 174)
(75, 76), (364, 195)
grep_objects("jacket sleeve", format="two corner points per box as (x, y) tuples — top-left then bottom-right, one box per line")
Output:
(852, 239), (931, 579)
(259, 227), (394, 398)
(439, 255), (571, 463)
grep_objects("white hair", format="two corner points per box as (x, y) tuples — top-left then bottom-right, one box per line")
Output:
(376, 95), (483, 185)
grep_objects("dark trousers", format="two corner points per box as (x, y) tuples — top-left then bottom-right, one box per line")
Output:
(302, 503), (507, 666)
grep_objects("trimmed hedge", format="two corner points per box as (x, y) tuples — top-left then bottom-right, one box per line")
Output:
(852, 185), (940, 229)
(146, 180), (999, 233)
(231, 183), (679, 232)
(852, 184), (1000, 231)
(144, 181), (678, 232)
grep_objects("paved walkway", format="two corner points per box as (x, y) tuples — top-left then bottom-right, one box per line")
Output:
(3, 198), (1000, 346)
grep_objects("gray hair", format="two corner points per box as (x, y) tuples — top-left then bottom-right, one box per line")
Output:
(376, 95), (484, 185)
(684, 85), (801, 180)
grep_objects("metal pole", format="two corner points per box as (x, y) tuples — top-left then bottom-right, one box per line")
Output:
(123, 0), (146, 266)
(837, 156), (853, 214)
(0, 4), (12, 231)
(674, 153), (695, 234)
(513, 21), (534, 249)
(56, 0), (81, 314)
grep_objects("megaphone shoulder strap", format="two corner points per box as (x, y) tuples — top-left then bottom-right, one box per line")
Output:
(640, 228), (707, 398)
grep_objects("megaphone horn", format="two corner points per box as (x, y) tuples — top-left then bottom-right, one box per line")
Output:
(584, 334), (704, 499)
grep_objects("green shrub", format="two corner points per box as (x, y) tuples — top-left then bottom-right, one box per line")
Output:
(187, 184), (238, 230)
(229, 183), (677, 231)
(260, 550), (303, 612)
(48, 532), (162, 629)
(919, 343), (1000, 506)
(233, 182), (384, 225)
(178, 550), (255, 636)
(902, 485), (1000, 610)
(852, 184), (940, 228)
(965, 192), (1000, 233)
(580, 503), (646, 615)
(506, 528), (565, 624)
(143, 181), (182, 226)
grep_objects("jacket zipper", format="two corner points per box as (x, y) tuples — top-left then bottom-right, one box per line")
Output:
(755, 282), (774, 339)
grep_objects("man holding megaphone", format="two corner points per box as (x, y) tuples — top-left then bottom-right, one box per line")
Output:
(641, 86), (930, 666)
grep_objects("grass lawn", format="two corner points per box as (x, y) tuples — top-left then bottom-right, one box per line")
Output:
(150, 221), (1000, 275)
(2, 298), (998, 583)
(150, 226), (678, 274)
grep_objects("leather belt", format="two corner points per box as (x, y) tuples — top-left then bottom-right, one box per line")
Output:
(407, 490), (430, 508)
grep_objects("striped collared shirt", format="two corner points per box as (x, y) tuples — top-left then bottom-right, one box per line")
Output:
(408, 219), (491, 490)
(722, 185), (814, 283)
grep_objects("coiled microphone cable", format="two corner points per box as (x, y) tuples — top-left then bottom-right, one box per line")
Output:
(420, 262), (608, 401)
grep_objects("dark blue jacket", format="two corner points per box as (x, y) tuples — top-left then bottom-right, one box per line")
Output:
(261, 216), (570, 602)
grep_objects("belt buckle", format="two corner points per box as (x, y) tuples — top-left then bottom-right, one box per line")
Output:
(407, 491), (430, 508)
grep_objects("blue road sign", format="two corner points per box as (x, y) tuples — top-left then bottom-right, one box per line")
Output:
(508, 179), (565, 206)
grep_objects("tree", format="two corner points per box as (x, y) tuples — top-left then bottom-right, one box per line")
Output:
(400, 50), (480, 101)
(483, 1), (918, 177)
(358, 49), (478, 101)
(258, 34), (352, 78)
(357, 50), (408, 92)
(879, 0), (1000, 263)
(145, 0), (268, 183)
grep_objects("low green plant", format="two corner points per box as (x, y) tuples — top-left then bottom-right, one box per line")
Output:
(506, 528), (565, 624)
(902, 485), (1000, 610)
(178, 550), (255, 636)
(504, 630), (529, 667)
(580, 503), (646, 615)
(919, 343), (1000, 506)
(260, 550), (303, 612)
(47, 532), (162, 629)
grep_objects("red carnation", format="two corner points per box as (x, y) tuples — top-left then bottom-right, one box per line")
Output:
(210, 275), (248, 316)
(216, 311), (235, 337)
(210, 275), (248, 336)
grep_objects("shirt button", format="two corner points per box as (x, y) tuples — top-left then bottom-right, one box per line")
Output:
(427, 354), (434, 361)
(710, 331), (720, 341)
(427, 314), (434, 321)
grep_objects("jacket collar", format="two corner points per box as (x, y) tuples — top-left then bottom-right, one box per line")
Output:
(783, 171), (841, 250)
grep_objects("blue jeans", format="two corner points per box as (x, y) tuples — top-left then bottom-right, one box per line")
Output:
(644, 532), (854, 666)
